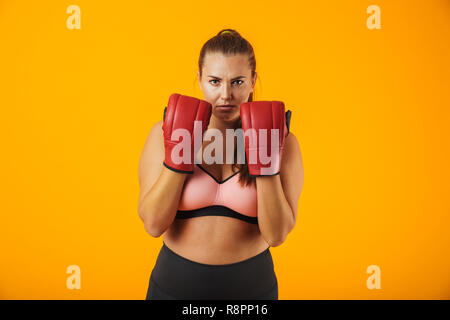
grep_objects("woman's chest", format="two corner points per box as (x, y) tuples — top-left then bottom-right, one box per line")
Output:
(178, 164), (257, 218)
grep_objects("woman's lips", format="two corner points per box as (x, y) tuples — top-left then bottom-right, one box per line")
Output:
(216, 105), (236, 112)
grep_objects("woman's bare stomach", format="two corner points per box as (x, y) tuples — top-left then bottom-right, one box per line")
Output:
(163, 215), (270, 265)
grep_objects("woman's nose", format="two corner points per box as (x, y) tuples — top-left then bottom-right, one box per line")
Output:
(221, 83), (232, 101)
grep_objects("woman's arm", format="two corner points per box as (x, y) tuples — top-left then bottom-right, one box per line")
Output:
(256, 133), (304, 247)
(138, 121), (188, 237)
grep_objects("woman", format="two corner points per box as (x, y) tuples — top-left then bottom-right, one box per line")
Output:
(138, 29), (304, 299)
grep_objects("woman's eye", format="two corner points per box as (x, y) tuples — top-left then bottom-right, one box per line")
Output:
(209, 80), (243, 86)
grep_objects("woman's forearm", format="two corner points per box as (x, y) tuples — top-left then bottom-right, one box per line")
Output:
(138, 166), (187, 237)
(256, 175), (295, 247)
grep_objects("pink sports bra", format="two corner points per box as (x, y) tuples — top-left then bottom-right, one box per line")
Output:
(176, 164), (258, 224)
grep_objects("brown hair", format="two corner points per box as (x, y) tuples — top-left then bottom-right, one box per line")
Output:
(198, 29), (257, 187)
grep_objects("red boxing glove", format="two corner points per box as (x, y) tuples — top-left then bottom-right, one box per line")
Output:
(162, 93), (212, 173)
(240, 101), (291, 176)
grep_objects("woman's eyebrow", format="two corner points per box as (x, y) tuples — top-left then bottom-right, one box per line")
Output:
(207, 75), (246, 80)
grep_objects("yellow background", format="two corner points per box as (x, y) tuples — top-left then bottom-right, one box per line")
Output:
(1, 0), (449, 299)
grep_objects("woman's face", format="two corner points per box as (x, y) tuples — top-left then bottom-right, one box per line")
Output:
(198, 52), (256, 124)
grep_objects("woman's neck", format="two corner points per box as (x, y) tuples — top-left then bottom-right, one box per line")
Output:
(203, 115), (240, 165)
(207, 115), (239, 135)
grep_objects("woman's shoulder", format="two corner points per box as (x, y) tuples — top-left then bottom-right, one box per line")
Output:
(149, 120), (163, 139)
(142, 121), (164, 157)
(282, 132), (303, 167)
(153, 120), (163, 131)
(285, 132), (300, 152)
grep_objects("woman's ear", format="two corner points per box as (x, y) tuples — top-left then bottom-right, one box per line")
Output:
(251, 72), (257, 92)
(197, 70), (202, 90)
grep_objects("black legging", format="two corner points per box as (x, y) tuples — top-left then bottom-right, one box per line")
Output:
(146, 242), (278, 300)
